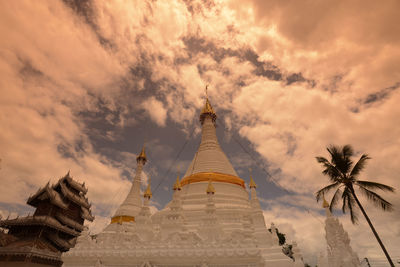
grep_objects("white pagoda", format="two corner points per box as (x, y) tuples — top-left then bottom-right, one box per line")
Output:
(317, 198), (360, 267)
(63, 97), (302, 267)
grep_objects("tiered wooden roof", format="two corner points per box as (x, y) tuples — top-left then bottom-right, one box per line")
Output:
(0, 172), (93, 266)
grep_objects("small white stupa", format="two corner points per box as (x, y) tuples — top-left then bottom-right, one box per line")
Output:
(111, 145), (147, 224)
(317, 197), (360, 267)
(63, 95), (302, 267)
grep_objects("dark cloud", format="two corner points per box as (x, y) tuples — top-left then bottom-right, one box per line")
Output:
(62, 0), (94, 24)
(62, 0), (114, 49)
(363, 82), (400, 105)
(19, 60), (44, 79)
(183, 35), (283, 78)
(182, 35), (316, 84)
(57, 143), (76, 160)
(286, 73), (306, 85)
(182, 0), (216, 16)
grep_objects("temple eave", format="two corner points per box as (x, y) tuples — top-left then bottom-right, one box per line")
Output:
(60, 182), (90, 209)
(181, 172), (245, 188)
(0, 216), (80, 236)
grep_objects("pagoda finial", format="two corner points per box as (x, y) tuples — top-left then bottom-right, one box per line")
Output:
(249, 168), (257, 189)
(206, 179), (215, 195)
(137, 144), (147, 164)
(173, 168), (182, 191)
(200, 85), (217, 124)
(144, 176), (152, 199)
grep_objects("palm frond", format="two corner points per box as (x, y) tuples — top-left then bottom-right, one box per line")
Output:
(342, 145), (354, 174)
(327, 145), (341, 166)
(341, 186), (359, 224)
(315, 156), (341, 182)
(327, 145), (353, 175)
(350, 154), (370, 178)
(316, 156), (330, 164)
(316, 182), (340, 202)
(356, 180), (395, 192)
(357, 185), (394, 211)
(329, 187), (342, 212)
(342, 145), (354, 159)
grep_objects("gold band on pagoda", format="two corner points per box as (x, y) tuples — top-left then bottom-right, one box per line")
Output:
(110, 215), (135, 224)
(180, 172), (245, 188)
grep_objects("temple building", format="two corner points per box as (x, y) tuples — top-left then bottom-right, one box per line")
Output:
(0, 173), (94, 267)
(63, 97), (303, 267)
(317, 198), (360, 267)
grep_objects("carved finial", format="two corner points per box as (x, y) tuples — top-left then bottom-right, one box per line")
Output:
(173, 176), (181, 191)
(249, 168), (257, 189)
(137, 144), (147, 164)
(173, 165), (181, 190)
(200, 85), (217, 124)
(144, 176), (152, 199)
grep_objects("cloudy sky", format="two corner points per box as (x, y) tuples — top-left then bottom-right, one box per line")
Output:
(0, 0), (399, 265)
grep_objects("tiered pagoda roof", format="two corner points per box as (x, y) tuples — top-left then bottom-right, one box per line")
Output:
(0, 172), (93, 266)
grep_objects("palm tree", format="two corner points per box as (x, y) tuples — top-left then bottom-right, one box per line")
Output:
(315, 145), (395, 267)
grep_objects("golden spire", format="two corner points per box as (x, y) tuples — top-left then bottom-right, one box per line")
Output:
(173, 175), (182, 191)
(201, 98), (215, 114)
(200, 85), (217, 124)
(144, 176), (152, 199)
(206, 179), (215, 194)
(136, 144), (147, 163)
(249, 177), (257, 189)
(322, 195), (329, 208)
(249, 168), (257, 188)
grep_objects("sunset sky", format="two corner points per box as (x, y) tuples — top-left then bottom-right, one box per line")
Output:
(0, 0), (399, 265)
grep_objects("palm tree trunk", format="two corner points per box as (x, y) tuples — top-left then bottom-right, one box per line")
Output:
(350, 187), (394, 267)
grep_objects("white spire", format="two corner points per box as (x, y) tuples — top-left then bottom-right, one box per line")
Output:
(323, 200), (361, 267)
(111, 145), (146, 223)
(184, 96), (238, 177)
